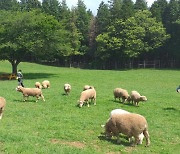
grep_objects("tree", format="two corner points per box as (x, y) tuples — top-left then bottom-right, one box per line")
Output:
(0, 10), (69, 74)
(42, 0), (60, 19)
(150, 0), (168, 23)
(134, 0), (147, 11)
(20, 0), (41, 11)
(74, 0), (91, 54)
(121, 10), (170, 58)
(0, 0), (20, 11)
(120, 0), (135, 20)
(108, 0), (122, 20)
(96, 1), (110, 34)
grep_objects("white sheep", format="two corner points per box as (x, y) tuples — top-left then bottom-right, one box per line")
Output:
(79, 87), (96, 108)
(109, 109), (144, 144)
(130, 91), (147, 106)
(0, 97), (6, 120)
(64, 83), (71, 95)
(42, 80), (50, 89)
(16, 86), (45, 102)
(83, 85), (91, 91)
(35, 82), (42, 89)
(104, 113), (150, 147)
(113, 88), (130, 103)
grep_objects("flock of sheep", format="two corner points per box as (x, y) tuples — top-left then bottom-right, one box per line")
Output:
(3, 81), (179, 148)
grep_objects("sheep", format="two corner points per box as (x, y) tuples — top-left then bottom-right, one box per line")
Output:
(176, 85), (180, 92)
(104, 113), (150, 147)
(42, 80), (50, 89)
(64, 83), (71, 95)
(113, 88), (130, 103)
(16, 86), (45, 102)
(79, 87), (96, 108)
(130, 91), (147, 106)
(83, 85), (91, 91)
(35, 82), (42, 89)
(0, 97), (6, 120)
(109, 109), (144, 144)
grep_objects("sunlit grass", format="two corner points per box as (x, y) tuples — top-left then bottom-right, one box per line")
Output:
(0, 60), (180, 153)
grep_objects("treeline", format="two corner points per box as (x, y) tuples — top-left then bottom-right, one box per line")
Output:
(0, 0), (179, 70)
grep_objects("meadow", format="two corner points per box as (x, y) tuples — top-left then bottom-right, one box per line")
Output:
(0, 60), (180, 154)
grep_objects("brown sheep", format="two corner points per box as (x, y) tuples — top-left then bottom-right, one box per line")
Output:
(0, 97), (6, 120)
(79, 87), (96, 108)
(104, 113), (150, 147)
(64, 83), (71, 95)
(35, 82), (42, 89)
(130, 91), (147, 106)
(42, 80), (50, 89)
(16, 86), (45, 102)
(113, 88), (130, 103)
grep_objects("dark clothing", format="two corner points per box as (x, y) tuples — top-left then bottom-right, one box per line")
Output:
(17, 71), (24, 87)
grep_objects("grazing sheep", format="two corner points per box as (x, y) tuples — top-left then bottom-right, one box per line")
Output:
(42, 80), (50, 89)
(0, 97), (6, 120)
(83, 85), (91, 91)
(113, 88), (130, 103)
(109, 109), (144, 144)
(64, 83), (71, 95)
(79, 87), (96, 108)
(130, 91), (147, 106)
(104, 113), (150, 147)
(16, 86), (45, 102)
(35, 82), (42, 89)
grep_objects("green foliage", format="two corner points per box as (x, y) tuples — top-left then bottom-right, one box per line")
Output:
(0, 61), (180, 153)
(122, 10), (170, 57)
(134, 0), (148, 11)
(0, 10), (70, 73)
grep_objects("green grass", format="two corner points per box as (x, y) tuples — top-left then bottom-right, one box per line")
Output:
(0, 60), (180, 154)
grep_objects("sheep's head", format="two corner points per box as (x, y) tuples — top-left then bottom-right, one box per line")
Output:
(140, 96), (147, 101)
(79, 100), (84, 108)
(16, 86), (23, 92)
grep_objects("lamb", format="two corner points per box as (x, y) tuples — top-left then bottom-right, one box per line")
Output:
(130, 91), (147, 106)
(0, 97), (6, 120)
(16, 86), (45, 102)
(109, 109), (144, 144)
(104, 113), (150, 147)
(64, 83), (71, 95)
(42, 80), (50, 89)
(35, 82), (42, 89)
(113, 88), (130, 103)
(79, 87), (96, 108)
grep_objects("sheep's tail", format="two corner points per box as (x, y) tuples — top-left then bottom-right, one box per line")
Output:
(143, 126), (150, 147)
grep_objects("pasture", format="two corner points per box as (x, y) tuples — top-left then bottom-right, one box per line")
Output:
(0, 61), (180, 154)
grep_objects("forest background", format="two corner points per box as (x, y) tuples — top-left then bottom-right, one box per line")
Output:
(0, 0), (179, 72)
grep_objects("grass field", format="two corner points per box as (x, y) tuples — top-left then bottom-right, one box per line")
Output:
(0, 60), (180, 154)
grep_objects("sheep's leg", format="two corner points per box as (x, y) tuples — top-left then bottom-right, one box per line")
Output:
(94, 98), (96, 105)
(143, 130), (150, 147)
(131, 136), (139, 146)
(41, 94), (45, 101)
(0, 108), (3, 119)
(116, 134), (121, 144)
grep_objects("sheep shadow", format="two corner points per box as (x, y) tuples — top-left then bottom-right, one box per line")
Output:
(13, 99), (37, 103)
(111, 99), (135, 107)
(98, 135), (130, 146)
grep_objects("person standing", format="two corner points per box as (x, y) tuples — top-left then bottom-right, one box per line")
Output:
(17, 69), (24, 87)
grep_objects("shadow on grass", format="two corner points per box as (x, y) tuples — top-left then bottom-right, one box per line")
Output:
(23, 73), (57, 80)
(111, 99), (135, 107)
(163, 107), (178, 111)
(98, 135), (130, 146)
(13, 99), (37, 103)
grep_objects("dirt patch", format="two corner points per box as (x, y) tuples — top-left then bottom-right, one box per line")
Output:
(50, 139), (85, 149)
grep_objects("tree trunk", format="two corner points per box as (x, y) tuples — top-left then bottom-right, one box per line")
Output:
(9, 60), (20, 74)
